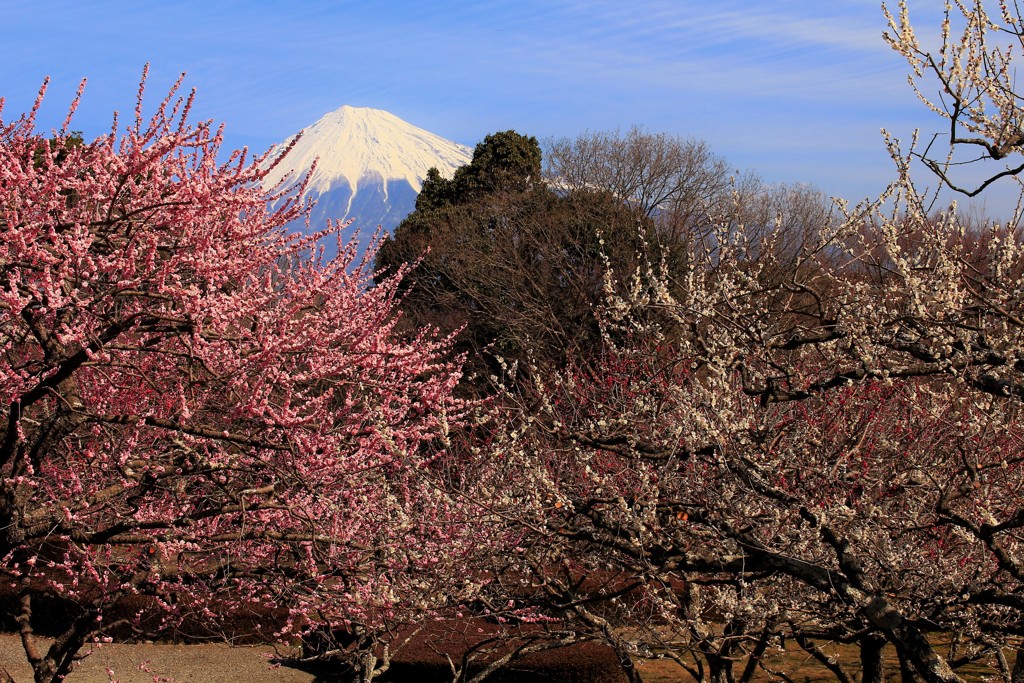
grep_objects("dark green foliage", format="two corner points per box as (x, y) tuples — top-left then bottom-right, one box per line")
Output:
(375, 130), (654, 386)
(32, 131), (84, 170)
(414, 130), (542, 212)
(414, 167), (459, 212)
(456, 129), (542, 196)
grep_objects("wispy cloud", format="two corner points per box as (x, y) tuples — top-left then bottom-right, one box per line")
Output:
(0, 0), (992, 212)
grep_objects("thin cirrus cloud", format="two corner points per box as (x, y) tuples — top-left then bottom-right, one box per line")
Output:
(526, 1), (902, 100)
(0, 0), (1005, 213)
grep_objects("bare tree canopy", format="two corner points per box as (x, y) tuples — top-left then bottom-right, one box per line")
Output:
(543, 127), (733, 235)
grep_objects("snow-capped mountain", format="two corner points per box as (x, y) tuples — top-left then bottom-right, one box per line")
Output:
(263, 105), (472, 256)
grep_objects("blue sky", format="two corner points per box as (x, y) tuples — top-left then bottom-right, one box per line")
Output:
(4, 1), (1016, 216)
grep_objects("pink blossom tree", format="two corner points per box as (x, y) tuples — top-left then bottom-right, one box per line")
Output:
(0, 73), (481, 683)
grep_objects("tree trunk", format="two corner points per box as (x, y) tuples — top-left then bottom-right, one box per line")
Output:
(356, 650), (378, 683)
(708, 659), (731, 683)
(611, 642), (644, 683)
(897, 648), (921, 683)
(703, 650), (735, 683)
(739, 624), (775, 683)
(1011, 645), (1024, 683)
(854, 593), (961, 683)
(860, 634), (886, 683)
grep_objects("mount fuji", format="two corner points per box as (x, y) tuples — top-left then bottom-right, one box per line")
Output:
(262, 105), (472, 256)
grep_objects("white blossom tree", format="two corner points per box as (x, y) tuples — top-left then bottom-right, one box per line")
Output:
(478, 5), (1024, 670)
(884, 0), (1024, 196)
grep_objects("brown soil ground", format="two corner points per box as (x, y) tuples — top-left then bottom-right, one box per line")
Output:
(0, 633), (1011, 682)
(0, 634), (315, 683)
(0, 636), (886, 683)
(0, 634), (675, 683)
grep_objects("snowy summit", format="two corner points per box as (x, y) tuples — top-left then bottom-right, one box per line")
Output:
(263, 105), (472, 250)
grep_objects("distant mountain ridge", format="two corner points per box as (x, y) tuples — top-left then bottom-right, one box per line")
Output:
(263, 105), (472, 255)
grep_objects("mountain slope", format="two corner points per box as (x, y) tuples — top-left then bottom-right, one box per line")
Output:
(263, 105), (472, 256)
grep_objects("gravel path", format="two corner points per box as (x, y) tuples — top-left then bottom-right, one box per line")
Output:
(0, 634), (321, 682)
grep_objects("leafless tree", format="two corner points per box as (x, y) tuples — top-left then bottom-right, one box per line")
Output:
(544, 127), (734, 239)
